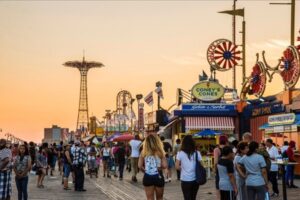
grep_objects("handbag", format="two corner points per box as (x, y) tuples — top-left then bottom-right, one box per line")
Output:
(195, 152), (207, 185)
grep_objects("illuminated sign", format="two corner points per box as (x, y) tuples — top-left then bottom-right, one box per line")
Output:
(191, 81), (225, 101)
(268, 113), (296, 126)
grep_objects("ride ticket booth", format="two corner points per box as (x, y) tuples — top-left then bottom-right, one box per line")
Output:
(260, 113), (300, 176)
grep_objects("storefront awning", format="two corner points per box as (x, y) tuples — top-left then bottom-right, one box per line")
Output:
(259, 114), (300, 132)
(185, 117), (235, 131)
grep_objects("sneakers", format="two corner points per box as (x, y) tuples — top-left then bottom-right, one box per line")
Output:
(270, 193), (279, 197)
(165, 178), (171, 183)
(290, 185), (299, 188)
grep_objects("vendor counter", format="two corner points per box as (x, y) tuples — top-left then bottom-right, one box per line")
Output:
(295, 153), (300, 177)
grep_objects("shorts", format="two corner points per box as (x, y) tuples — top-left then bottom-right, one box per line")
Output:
(143, 172), (165, 188)
(167, 157), (175, 168)
(102, 156), (110, 162)
(36, 167), (44, 176)
(63, 164), (71, 178)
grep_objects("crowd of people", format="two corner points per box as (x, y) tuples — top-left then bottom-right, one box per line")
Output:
(0, 132), (298, 200)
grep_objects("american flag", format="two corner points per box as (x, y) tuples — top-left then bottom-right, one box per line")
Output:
(144, 91), (154, 106)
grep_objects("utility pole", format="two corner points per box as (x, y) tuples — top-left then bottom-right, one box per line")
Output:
(232, 0), (237, 90)
(270, 0), (296, 45)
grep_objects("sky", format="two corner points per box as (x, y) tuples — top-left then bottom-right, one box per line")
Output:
(0, 0), (299, 142)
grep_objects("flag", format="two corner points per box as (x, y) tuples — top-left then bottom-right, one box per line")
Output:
(144, 91), (154, 106)
(155, 87), (164, 99)
(219, 8), (244, 17)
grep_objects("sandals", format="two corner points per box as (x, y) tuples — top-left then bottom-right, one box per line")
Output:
(64, 187), (71, 190)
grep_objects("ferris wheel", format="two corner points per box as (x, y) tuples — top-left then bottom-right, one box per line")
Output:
(116, 90), (134, 120)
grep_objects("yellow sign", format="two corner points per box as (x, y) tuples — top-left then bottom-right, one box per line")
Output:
(95, 127), (104, 136)
(191, 81), (225, 101)
(268, 113), (296, 126)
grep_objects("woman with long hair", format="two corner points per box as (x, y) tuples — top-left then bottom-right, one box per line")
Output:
(237, 141), (268, 200)
(175, 135), (202, 200)
(100, 142), (112, 178)
(14, 144), (31, 200)
(233, 142), (249, 200)
(138, 134), (167, 200)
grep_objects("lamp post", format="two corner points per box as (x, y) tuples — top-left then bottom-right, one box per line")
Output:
(156, 81), (162, 110)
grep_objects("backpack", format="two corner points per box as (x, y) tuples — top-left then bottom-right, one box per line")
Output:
(195, 152), (207, 185)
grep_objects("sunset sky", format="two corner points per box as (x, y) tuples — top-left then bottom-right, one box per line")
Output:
(0, 1), (299, 142)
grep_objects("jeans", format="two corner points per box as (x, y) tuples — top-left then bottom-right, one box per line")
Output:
(246, 185), (266, 200)
(236, 177), (247, 200)
(285, 165), (294, 184)
(181, 180), (199, 200)
(74, 164), (84, 190)
(119, 162), (125, 178)
(269, 171), (279, 194)
(15, 176), (28, 200)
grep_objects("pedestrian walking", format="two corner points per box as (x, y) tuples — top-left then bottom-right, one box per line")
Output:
(63, 144), (72, 190)
(217, 146), (237, 200)
(160, 136), (174, 183)
(175, 135), (202, 200)
(115, 142), (126, 180)
(100, 142), (112, 178)
(28, 142), (36, 166)
(138, 134), (167, 200)
(173, 139), (181, 180)
(213, 135), (228, 199)
(284, 140), (298, 188)
(130, 135), (142, 182)
(13, 144), (31, 200)
(36, 146), (47, 188)
(266, 139), (279, 197)
(233, 142), (248, 200)
(237, 141), (268, 200)
(0, 139), (12, 200)
(72, 141), (87, 192)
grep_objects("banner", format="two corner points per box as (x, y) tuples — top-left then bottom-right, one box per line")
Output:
(144, 91), (154, 106)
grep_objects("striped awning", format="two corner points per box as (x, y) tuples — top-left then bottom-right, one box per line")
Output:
(185, 117), (235, 131)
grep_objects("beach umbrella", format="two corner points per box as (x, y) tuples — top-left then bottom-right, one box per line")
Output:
(113, 134), (134, 142)
(193, 129), (222, 137)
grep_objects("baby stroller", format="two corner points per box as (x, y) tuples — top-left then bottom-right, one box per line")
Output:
(87, 146), (98, 178)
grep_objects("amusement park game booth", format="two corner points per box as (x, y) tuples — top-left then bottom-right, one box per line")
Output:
(259, 113), (300, 176)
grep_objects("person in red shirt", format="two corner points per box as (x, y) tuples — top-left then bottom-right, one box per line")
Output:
(285, 141), (298, 188)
